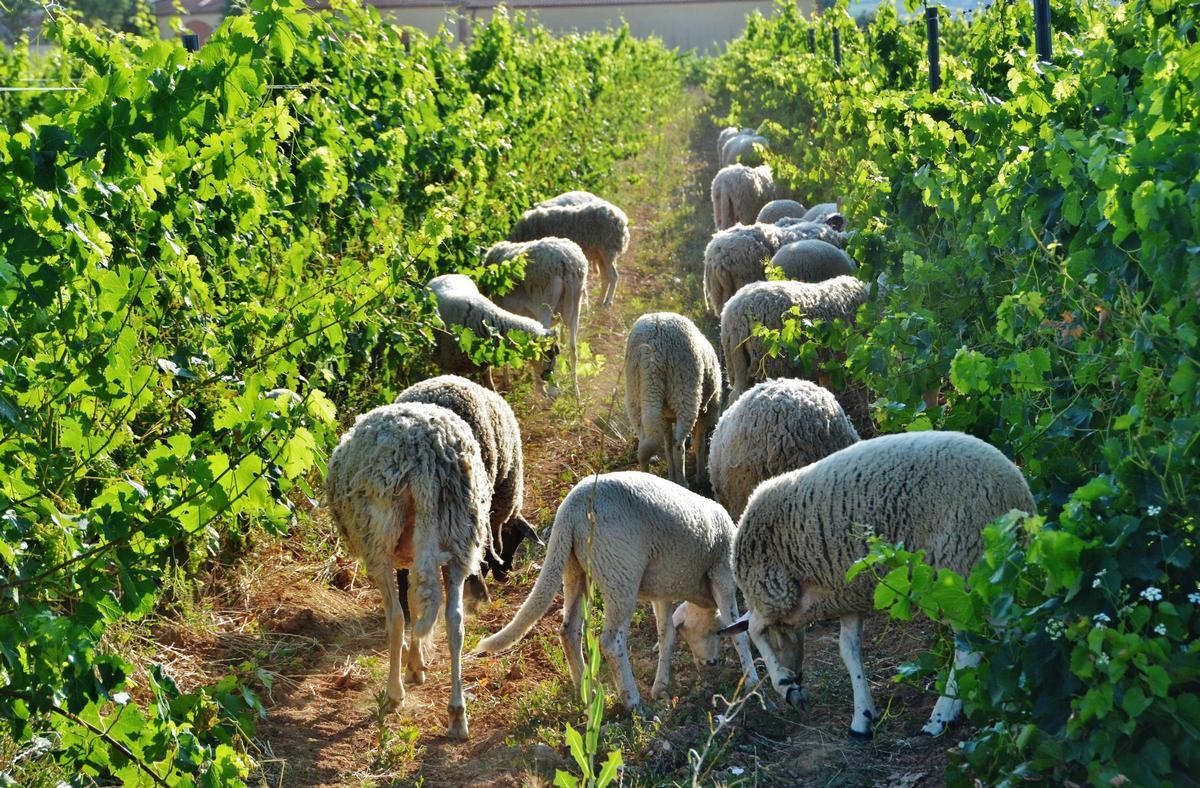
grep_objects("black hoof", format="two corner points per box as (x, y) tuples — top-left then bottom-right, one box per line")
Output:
(848, 727), (873, 741)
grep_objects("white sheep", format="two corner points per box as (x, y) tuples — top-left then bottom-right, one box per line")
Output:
(703, 218), (850, 316)
(427, 274), (559, 395)
(756, 199), (807, 224)
(484, 237), (588, 394)
(726, 431), (1036, 738)
(717, 126), (754, 157)
(711, 164), (776, 230)
(393, 376), (540, 619)
(473, 471), (758, 711)
(802, 202), (842, 226)
(708, 379), (859, 521)
(624, 312), (721, 488)
(719, 275), (868, 404)
(510, 191), (629, 308)
(720, 132), (768, 167)
(325, 402), (491, 740)
(770, 239), (857, 283)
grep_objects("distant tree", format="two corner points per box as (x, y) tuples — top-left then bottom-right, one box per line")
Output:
(1, 0), (155, 42)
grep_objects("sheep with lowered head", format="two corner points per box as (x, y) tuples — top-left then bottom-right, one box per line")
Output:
(708, 379), (859, 521)
(718, 126), (754, 156)
(393, 375), (540, 624)
(756, 199), (807, 224)
(725, 430), (1036, 739)
(473, 471), (758, 711)
(721, 132), (769, 167)
(428, 274), (560, 395)
(719, 275), (868, 405)
(624, 312), (721, 488)
(770, 239), (857, 283)
(711, 164), (776, 230)
(326, 402), (491, 740)
(484, 237), (587, 394)
(703, 217), (850, 316)
(509, 191), (629, 308)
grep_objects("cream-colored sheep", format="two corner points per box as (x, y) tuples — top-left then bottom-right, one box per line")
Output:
(711, 164), (776, 230)
(325, 402), (491, 740)
(708, 379), (859, 520)
(770, 239), (856, 283)
(728, 431), (1036, 738)
(428, 274), (559, 395)
(719, 276), (868, 404)
(473, 471), (757, 711)
(485, 237), (588, 394)
(510, 191), (629, 308)
(624, 312), (721, 488)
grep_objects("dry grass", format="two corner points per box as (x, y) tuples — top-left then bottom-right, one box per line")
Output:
(120, 88), (966, 787)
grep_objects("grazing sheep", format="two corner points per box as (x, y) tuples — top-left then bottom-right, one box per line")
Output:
(510, 191), (629, 308)
(756, 199), (807, 224)
(726, 431), (1036, 738)
(326, 402), (491, 740)
(718, 126), (754, 156)
(485, 237), (588, 394)
(711, 164), (776, 230)
(719, 275), (868, 405)
(803, 202), (842, 227)
(428, 274), (560, 395)
(703, 218), (850, 316)
(708, 379), (859, 520)
(393, 376), (540, 623)
(624, 313), (721, 488)
(473, 471), (758, 711)
(770, 239), (857, 283)
(720, 132), (768, 167)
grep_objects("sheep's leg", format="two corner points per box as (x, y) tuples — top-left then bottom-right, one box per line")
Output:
(598, 593), (641, 711)
(921, 640), (979, 736)
(395, 568), (428, 686)
(669, 420), (689, 488)
(483, 367), (498, 392)
(690, 419), (709, 488)
(839, 612), (877, 739)
(747, 612), (806, 708)
(563, 295), (581, 396)
(371, 559), (406, 710)
(637, 431), (660, 475)
(443, 564), (470, 740)
(600, 255), (618, 308)
(560, 557), (587, 691)
(770, 626), (805, 681)
(650, 600), (676, 699)
(711, 578), (759, 687)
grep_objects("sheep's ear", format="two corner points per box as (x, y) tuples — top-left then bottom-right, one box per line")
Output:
(672, 602), (690, 630)
(511, 516), (544, 547)
(718, 612), (750, 637)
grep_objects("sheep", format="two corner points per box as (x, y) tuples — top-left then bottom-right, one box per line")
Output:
(623, 312), (721, 488)
(711, 164), (776, 230)
(719, 276), (868, 406)
(393, 376), (541, 624)
(720, 132), (768, 167)
(473, 471), (758, 711)
(770, 239), (857, 283)
(510, 191), (629, 308)
(725, 430), (1036, 739)
(703, 218), (850, 316)
(718, 125), (754, 156)
(708, 379), (859, 521)
(484, 237), (588, 394)
(803, 202), (842, 226)
(325, 402), (491, 740)
(427, 274), (560, 395)
(756, 199), (807, 224)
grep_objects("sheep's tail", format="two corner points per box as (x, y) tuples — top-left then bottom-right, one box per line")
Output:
(720, 312), (750, 398)
(472, 508), (573, 655)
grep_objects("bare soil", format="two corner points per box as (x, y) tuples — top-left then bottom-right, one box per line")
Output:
(147, 88), (964, 787)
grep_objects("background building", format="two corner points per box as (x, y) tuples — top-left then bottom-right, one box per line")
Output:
(154, 0), (816, 52)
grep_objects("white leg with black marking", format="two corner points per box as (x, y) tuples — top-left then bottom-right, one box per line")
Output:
(747, 612), (806, 708)
(838, 613), (876, 739)
(922, 643), (979, 736)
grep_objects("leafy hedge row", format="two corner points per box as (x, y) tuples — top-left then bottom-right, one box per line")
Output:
(0, 0), (680, 782)
(709, 1), (1198, 784)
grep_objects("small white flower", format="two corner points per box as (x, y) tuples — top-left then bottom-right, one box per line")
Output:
(1141, 586), (1163, 602)
(1096, 653), (1110, 666)
(1093, 613), (1111, 627)
(1154, 624), (1167, 636)
(1045, 619), (1065, 640)
(1147, 505), (1162, 517)
(1092, 577), (1103, 589)
(730, 766), (745, 776)
(1188, 592), (1200, 605)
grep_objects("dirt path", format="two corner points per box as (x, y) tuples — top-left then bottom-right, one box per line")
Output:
(159, 87), (958, 787)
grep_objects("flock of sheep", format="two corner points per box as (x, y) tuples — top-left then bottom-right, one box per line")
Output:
(322, 128), (1037, 748)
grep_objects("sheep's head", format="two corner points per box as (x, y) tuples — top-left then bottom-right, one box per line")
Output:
(673, 602), (722, 667)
